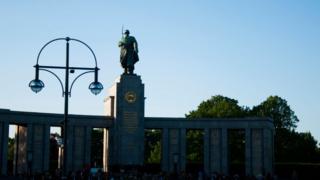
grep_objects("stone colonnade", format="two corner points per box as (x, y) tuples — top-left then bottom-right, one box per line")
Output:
(1, 110), (274, 176)
(160, 127), (273, 175)
(145, 118), (274, 176)
(0, 110), (113, 175)
(1, 75), (274, 177)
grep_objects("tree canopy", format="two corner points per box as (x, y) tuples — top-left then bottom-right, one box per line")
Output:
(251, 96), (299, 130)
(186, 95), (249, 118)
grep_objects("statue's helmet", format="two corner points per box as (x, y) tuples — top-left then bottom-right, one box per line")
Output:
(124, 30), (130, 35)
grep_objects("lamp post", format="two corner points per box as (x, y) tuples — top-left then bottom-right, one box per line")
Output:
(29, 37), (103, 176)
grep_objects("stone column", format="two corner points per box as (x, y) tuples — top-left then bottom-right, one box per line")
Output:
(221, 128), (228, 174)
(263, 128), (273, 174)
(245, 128), (252, 175)
(169, 129), (179, 172)
(107, 128), (116, 166)
(165, 128), (186, 172)
(204, 128), (210, 174)
(72, 126), (86, 170)
(104, 96), (115, 117)
(32, 124), (49, 173)
(66, 125), (74, 173)
(84, 126), (92, 167)
(43, 124), (50, 172)
(26, 124), (33, 173)
(0, 121), (9, 175)
(103, 128), (109, 172)
(179, 128), (186, 172)
(14, 125), (26, 174)
(161, 128), (169, 172)
(251, 128), (263, 176)
(210, 128), (222, 173)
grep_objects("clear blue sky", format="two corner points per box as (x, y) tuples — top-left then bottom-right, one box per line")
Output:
(1, 1), (319, 142)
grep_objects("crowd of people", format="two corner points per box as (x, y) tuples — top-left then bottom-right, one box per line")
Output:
(1, 169), (282, 180)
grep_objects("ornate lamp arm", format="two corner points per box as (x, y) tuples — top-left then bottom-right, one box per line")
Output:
(39, 69), (65, 96)
(69, 70), (95, 95)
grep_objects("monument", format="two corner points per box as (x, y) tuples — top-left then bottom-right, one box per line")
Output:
(118, 29), (139, 75)
(0, 33), (274, 177)
(105, 75), (145, 167)
(104, 30), (144, 167)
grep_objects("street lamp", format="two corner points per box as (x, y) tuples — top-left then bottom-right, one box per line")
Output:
(29, 37), (103, 175)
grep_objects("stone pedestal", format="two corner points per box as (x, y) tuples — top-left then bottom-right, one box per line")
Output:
(107, 74), (145, 167)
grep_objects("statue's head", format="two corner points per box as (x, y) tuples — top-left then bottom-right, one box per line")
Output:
(124, 30), (130, 35)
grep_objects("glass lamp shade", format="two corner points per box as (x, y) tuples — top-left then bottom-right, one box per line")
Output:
(29, 79), (45, 93)
(89, 81), (103, 95)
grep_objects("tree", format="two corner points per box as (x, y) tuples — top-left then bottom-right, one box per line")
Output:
(186, 95), (249, 118)
(147, 141), (161, 163)
(251, 96), (299, 130)
(250, 96), (304, 162)
(186, 130), (204, 163)
(145, 129), (161, 164)
(251, 96), (320, 163)
(293, 132), (319, 162)
(273, 129), (319, 162)
(7, 137), (15, 174)
(7, 138), (14, 161)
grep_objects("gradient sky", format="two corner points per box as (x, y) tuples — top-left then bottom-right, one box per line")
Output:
(1, 1), (319, 142)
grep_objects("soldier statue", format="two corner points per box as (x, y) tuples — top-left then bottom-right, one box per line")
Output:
(118, 29), (139, 75)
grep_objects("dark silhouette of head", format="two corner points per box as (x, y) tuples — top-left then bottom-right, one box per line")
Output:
(124, 30), (130, 35)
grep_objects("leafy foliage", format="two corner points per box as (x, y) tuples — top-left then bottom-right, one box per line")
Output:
(186, 95), (249, 118)
(7, 138), (14, 161)
(186, 130), (204, 163)
(228, 130), (245, 164)
(275, 129), (319, 162)
(251, 96), (299, 130)
(147, 141), (161, 163)
(145, 129), (161, 164)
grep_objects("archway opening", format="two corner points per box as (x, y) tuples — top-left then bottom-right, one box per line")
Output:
(228, 129), (245, 177)
(7, 124), (17, 175)
(49, 126), (61, 173)
(144, 129), (162, 173)
(91, 128), (104, 169)
(186, 129), (204, 174)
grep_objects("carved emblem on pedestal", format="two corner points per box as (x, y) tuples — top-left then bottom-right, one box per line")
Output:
(125, 91), (137, 103)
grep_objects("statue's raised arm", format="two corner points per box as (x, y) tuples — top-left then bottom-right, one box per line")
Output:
(119, 30), (139, 75)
